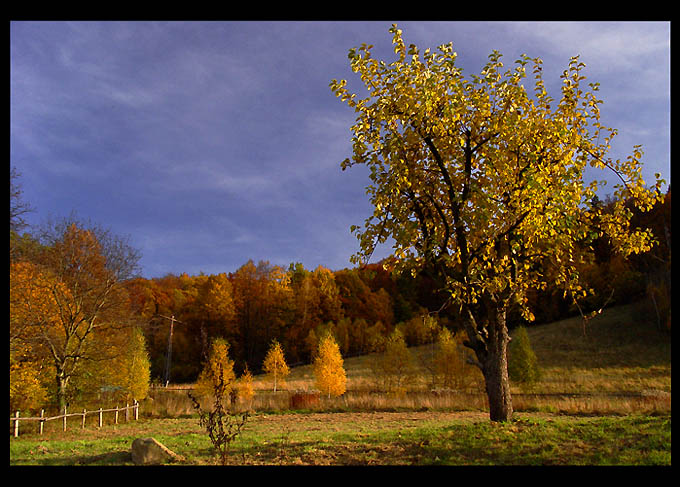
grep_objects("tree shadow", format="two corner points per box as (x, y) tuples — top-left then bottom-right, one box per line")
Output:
(72, 450), (133, 465)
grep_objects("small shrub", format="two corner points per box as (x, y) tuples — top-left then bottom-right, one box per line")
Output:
(236, 364), (255, 408)
(289, 391), (320, 409)
(508, 326), (541, 389)
(188, 361), (248, 465)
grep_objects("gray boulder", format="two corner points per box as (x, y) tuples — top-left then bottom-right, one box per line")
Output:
(131, 437), (185, 465)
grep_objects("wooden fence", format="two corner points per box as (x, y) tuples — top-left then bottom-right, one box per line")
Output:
(10, 400), (139, 438)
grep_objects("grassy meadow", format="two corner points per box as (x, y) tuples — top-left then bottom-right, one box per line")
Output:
(9, 300), (671, 466)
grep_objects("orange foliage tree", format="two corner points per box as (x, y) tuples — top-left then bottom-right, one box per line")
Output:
(195, 337), (236, 400)
(13, 218), (141, 409)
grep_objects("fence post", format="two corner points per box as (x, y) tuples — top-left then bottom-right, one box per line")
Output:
(82, 409), (87, 429)
(98, 407), (103, 428)
(39, 409), (45, 435)
(114, 405), (119, 424)
(63, 406), (67, 432)
(125, 403), (129, 422)
(134, 400), (139, 421)
(13, 411), (19, 438)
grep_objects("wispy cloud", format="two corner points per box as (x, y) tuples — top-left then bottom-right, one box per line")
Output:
(507, 22), (669, 67)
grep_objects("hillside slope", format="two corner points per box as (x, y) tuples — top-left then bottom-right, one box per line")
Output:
(278, 300), (671, 396)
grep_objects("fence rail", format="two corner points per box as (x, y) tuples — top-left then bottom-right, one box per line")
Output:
(10, 400), (139, 438)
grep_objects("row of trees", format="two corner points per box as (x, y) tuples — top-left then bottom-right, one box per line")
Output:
(201, 320), (485, 400)
(194, 334), (346, 403)
(125, 260), (407, 384)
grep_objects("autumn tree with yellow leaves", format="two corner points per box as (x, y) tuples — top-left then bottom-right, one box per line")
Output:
(188, 337), (249, 466)
(434, 327), (481, 391)
(236, 364), (255, 408)
(116, 326), (152, 402)
(313, 334), (346, 398)
(331, 25), (665, 421)
(370, 328), (412, 392)
(195, 337), (236, 400)
(262, 339), (290, 392)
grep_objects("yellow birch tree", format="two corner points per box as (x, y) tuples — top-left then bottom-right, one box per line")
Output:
(370, 328), (412, 392)
(313, 334), (347, 398)
(434, 328), (481, 391)
(262, 339), (290, 392)
(118, 326), (152, 402)
(195, 338), (236, 400)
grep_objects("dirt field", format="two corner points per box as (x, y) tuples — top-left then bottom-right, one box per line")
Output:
(249, 410), (489, 433)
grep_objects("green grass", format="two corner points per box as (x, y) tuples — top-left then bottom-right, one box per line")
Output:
(9, 411), (670, 465)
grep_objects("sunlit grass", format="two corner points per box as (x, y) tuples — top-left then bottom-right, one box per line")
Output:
(10, 412), (670, 465)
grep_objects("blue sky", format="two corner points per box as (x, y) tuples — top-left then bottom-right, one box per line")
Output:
(10, 21), (671, 278)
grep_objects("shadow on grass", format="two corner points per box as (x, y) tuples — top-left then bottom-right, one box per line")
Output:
(72, 450), (134, 465)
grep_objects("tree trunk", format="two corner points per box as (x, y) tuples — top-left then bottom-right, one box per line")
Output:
(56, 370), (70, 411)
(464, 299), (513, 422)
(481, 306), (513, 422)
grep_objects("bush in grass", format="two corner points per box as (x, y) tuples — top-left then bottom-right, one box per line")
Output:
(434, 328), (480, 391)
(369, 328), (413, 392)
(188, 362), (249, 466)
(237, 364), (255, 408)
(508, 326), (541, 388)
(189, 339), (248, 465)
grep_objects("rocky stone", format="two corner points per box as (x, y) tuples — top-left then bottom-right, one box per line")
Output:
(130, 437), (185, 465)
